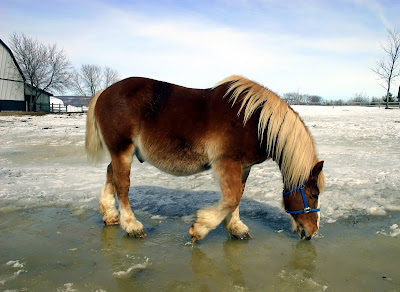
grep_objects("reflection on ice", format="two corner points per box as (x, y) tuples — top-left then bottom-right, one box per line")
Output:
(274, 241), (328, 291)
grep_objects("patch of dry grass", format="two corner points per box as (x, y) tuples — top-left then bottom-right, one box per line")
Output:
(0, 111), (50, 116)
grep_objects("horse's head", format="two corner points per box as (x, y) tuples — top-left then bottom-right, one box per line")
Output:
(283, 161), (324, 240)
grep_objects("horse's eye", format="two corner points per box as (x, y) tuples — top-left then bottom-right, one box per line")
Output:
(311, 194), (319, 200)
(310, 191), (319, 200)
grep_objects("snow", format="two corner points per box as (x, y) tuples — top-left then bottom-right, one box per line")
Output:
(50, 96), (64, 105)
(0, 106), (399, 226)
(50, 96), (88, 113)
(290, 106), (400, 223)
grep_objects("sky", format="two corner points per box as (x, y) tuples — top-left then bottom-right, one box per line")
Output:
(1, 0), (400, 100)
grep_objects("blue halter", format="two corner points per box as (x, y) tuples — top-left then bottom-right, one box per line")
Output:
(283, 181), (320, 215)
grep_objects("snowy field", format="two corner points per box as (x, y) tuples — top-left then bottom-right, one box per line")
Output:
(1, 106), (399, 226)
(0, 106), (399, 291)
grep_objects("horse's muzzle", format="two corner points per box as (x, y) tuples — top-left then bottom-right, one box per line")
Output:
(301, 229), (312, 240)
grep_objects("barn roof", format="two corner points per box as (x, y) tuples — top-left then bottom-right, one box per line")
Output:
(0, 38), (26, 82)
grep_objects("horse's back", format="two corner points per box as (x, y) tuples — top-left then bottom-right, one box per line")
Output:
(94, 77), (266, 174)
(94, 77), (211, 174)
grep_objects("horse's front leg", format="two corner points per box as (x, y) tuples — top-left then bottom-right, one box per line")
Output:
(223, 167), (251, 239)
(111, 146), (146, 238)
(223, 206), (251, 239)
(189, 158), (244, 242)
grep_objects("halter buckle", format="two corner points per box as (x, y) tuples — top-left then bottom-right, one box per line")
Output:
(303, 207), (311, 213)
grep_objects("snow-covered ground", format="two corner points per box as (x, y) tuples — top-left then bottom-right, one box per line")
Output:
(0, 106), (399, 228)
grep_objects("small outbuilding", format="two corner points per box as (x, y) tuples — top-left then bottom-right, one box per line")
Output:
(24, 83), (52, 112)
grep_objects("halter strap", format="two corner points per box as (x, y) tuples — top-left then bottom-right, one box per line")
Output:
(283, 181), (320, 215)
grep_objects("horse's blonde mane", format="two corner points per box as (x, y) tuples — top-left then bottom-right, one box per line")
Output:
(215, 75), (325, 191)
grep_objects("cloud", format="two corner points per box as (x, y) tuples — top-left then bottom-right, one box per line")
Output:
(52, 6), (387, 97)
(352, 0), (392, 29)
(1, 0), (397, 98)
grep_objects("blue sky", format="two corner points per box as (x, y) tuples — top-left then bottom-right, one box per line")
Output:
(1, 0), (400, 99)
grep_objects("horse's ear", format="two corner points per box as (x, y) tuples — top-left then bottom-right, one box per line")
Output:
(311, 161), (324, 179)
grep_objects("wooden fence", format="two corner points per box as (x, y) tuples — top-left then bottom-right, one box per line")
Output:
(49, 103), (88, 113)
(346, 101), (400, 108)
(287, 101), (400, 108)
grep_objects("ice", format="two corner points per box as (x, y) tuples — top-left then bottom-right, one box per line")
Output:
(57, 283), (78, 292)
(0, 106), (399, 225)
(277, 269), (328, 291)
(13, 270), (26, 276)
(1, 260), (27, 286)
(112, 257), (150, 277)
(376, 223), (400, 237)
(151, 215), (168, 220)
(6, 260), (24, 268)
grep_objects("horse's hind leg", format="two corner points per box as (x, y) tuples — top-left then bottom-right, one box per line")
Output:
(111, 145), (146, 238)
(223, 167), (251, 239)
(189, 158), (244, 242)
(99, 163), (119, 225)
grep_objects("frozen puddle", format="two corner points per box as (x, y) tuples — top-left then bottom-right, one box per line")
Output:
(0, 205), (399, 291)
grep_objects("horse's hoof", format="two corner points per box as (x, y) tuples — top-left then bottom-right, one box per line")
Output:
(128, 230), (147, 238)
(103, 218), (120, 226)
(230, 231), (252, 240)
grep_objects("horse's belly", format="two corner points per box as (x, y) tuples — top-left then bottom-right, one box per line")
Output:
(135, 138), (210, 177)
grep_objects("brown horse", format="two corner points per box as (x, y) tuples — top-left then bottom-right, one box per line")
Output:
(85, 76), (324, 242)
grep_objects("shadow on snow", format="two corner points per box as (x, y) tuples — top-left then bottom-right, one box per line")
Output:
(128, 186), (292, 233)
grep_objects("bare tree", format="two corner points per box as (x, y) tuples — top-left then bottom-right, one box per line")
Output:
(283, 90), (306, 104)
(306, 95), (323, 104)
(9, 32), (71, 111)
(71, 64), (120, 96)
(372, 29), (400, 109)
(103, 66), (120, 88)
(71, 64), (102, 96)
(351, 92), (370, 103)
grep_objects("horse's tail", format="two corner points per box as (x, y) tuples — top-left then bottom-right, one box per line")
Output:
(85, 89), (105, 162)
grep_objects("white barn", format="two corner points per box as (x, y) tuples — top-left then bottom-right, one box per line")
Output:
(0, 39), (52, 112)
(0, 38), (26, 111)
